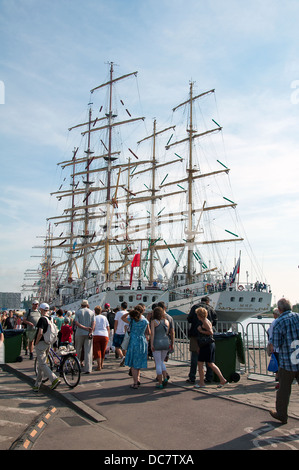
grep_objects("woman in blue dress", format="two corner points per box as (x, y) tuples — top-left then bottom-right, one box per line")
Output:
(122, 309), (150, 389)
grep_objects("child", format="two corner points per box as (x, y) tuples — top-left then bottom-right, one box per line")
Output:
(60, 317), (73, 345)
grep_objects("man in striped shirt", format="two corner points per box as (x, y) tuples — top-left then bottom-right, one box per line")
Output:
(269, 298), (299, 424)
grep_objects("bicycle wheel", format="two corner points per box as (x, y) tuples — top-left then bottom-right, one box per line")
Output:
(61, 354), (81, 388)
(34, 353), (54, 383)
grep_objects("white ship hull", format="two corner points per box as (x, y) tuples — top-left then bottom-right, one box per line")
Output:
(57, 285), (271, 324)
(167, 289), (272, 323)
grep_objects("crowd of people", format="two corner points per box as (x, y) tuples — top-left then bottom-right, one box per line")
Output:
(0, 295), (298, 424)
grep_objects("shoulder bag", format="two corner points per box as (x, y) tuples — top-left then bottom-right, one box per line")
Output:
(197, 333), (214, 348)
(121, 320), (132, 350)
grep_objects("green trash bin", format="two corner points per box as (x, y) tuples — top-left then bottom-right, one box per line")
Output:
(3, 329), (24, 363)
(213, 332), (245, 383)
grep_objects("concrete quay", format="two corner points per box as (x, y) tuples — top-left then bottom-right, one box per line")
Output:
(3, 353), (298, 451)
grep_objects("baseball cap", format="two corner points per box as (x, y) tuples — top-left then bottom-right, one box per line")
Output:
(40, 302), (50, 310)
(104, 303), (110, 309)
(32, 300), (39, 304)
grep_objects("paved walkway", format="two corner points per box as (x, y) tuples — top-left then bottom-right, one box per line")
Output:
(5, 352), (299, 422)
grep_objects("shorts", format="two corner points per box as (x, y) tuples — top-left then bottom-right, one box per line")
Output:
(26, 329), (36, 342)
(113, 333), (125, 348)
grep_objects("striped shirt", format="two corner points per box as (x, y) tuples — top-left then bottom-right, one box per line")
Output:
(271, 310), (299, 372)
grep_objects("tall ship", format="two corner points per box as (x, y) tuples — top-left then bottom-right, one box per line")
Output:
(23, 63), (272, 322)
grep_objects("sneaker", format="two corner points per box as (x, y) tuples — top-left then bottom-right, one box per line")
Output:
(50, 378), (61, 390)
(32, 385), (40, 393)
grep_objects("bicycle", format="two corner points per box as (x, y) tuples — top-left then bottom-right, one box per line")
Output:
(34, 343), (81, 388)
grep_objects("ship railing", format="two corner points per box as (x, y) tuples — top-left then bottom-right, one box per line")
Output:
(172, 320), (275, 379)
(169, 282), (270, 299)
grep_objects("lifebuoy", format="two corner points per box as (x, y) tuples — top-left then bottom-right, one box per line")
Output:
(136, 294), (142, 300)
(238, 285), (244, 291)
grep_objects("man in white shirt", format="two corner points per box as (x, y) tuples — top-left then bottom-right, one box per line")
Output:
(112, 301), (128, 366)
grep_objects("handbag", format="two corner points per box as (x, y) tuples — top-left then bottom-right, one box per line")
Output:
(121, 331), (130, 350)
(197, 334), (214, 348)
(267, 352), (279, 373)
(121, 320), (132, 350)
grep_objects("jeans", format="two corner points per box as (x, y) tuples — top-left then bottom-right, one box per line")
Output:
(34, 341), (57, 387)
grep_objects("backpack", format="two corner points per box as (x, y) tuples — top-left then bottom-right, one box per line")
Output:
(43, 316), (58, 345)
(107, 309), (115, 329)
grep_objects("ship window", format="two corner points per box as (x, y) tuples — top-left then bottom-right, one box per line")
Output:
(230, 297), (235, 302)
(143, 296), (148, 303)
(152, 296), (157, 302)
(129, 295), (134, 303)
(239, 297), (244, 302)
(119, 295), (124, 302)
(251, 297), (256, 302)
(259, 298), (263, 302)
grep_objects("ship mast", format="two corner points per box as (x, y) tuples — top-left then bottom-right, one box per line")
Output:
(150, 119), (157, 283)
(68, 147), (78, 282)
(48, 63), (145, 286)
(187, 81), (195, 284)
(165, 83), (234, 282)
(136, 119), (176, 283)
(82, 107), (94, 281)
(104, 62), (114, 280)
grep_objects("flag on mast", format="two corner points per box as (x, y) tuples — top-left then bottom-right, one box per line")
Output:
(130, 243), (141, 286)
(230, 255), (241, 284)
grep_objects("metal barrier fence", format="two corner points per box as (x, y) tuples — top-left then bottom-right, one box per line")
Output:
(173, 320), (275, 378)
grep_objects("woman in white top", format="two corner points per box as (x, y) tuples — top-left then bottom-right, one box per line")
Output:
(93, 306), (110, 371)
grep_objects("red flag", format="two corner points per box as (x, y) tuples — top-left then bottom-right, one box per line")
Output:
(130, 244), (141, 286)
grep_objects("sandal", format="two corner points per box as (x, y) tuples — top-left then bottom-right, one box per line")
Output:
(130, 384), (138, 390)
(217, 381), (228, 388)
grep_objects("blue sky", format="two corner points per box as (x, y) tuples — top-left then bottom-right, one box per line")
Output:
(1, 0), (299, 305)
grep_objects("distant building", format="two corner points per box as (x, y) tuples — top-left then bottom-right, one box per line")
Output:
(0, 292), (21, 310)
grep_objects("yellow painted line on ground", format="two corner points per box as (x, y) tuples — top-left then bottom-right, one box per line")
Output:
(23, 439), (31, 449)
